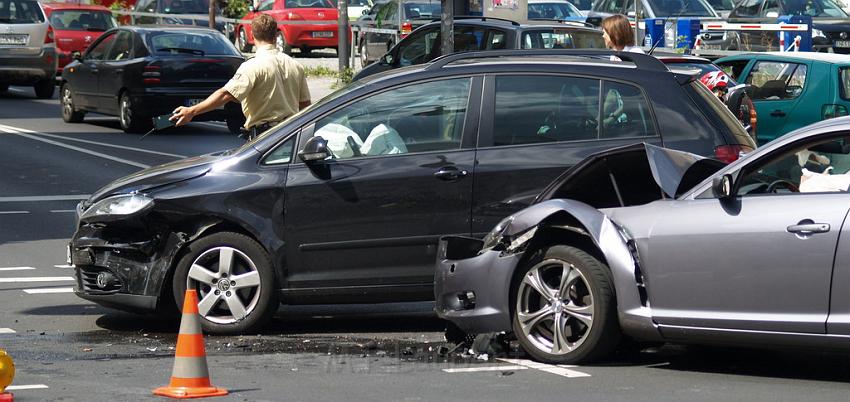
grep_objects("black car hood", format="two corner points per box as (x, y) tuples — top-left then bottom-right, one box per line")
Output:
(813, 20), (850, 30)
(536, 143), (725, 208)
(86, 152), (221, 205)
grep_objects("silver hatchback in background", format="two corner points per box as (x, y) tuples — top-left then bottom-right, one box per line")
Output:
(0, 0), (56, 99)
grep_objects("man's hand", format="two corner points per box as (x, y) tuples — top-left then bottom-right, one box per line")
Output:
(170, 106), (196, 126)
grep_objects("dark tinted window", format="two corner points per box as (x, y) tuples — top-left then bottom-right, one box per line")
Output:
(601, 81), (657, 139)
(146, 31), (240, 56)
(646, 0), (714, 16)
(493, 75), (601, 146)
(527, 2), (583, 19)
(521, 29), (605, 49)
(284, 0), (334, 8)
(49, 10), (116, 31)
(161, 0), (210, 13)
(0, 0), (44, 23)
(86, 31), (116, 60)
(106, 30), (133, 60)
(733, 0), (763, 16)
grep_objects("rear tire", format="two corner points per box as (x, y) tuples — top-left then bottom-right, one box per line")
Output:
(172, 232), (278, 335)
(34, 79), (55, 99)
(60, 84), (85, 123)
(276, 31), (292, 55)
(511, 245), (620, 364)
(119, 92), (150, 133)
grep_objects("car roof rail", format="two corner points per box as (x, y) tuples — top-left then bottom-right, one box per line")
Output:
(526, 18), (599, 29)
(429, 15), (521, 26)
(425, 49), (669, 72)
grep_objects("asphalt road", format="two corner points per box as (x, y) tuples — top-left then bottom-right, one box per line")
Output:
(3, 65), (850, 401)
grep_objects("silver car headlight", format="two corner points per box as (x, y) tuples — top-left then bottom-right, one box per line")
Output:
(481, 216), (514, 252)
(80, 194), (153, 221)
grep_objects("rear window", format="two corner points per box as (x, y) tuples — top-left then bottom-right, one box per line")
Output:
(841, 68), (850, 100)
(685, 80), (755, 148)
(284, 0), (334, 8)
(0, 0), (44, 24)
(527, 2), (583, 19)
(162, 0), (210, 14)
(49, 10), (116, 31)
(521, 29), (605, 49)
(405, 2), (440, 18)
(146, 31), (240, 56)
(646, 0), (714, 16)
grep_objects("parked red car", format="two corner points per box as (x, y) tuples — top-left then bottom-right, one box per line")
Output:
(235, 0), (338, 55)
(42, 3), (118, 75)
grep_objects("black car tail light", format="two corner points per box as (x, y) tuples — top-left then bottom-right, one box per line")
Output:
(143, 65), (161, 85)
(714, 144), (746, 164)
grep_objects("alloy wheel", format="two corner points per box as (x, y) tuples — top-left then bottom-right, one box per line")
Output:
(120, 94), (132, 129)
(62, 86), (74, 119)
(185, 246), (263, 325)
(238, 28), (249, 53)
(515, 259), (594, 355)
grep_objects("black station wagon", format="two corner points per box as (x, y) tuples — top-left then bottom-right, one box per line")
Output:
(69, 50), (755, 334)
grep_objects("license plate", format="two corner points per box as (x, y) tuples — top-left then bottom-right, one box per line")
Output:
(835, 40), (850, 48)
(699, 44), (722, 50)
(184, 98), (203, 106)
(0, 34), (28, 46)
(312, 31), (334, 38)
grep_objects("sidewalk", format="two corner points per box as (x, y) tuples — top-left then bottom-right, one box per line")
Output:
(307, 76), (338, 101)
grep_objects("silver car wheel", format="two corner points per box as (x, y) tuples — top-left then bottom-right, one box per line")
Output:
(238, 28), (249, 52)
(119, 94), (131, 128)
(516, 259), (594, 355)
(185, 246), (263, 325)
(62, 86), (73, 116)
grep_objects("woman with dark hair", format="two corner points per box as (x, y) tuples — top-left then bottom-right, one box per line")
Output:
(601, 14), (644, 53)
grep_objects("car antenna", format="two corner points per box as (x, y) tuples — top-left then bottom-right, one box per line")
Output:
(648, 0), (693, 54)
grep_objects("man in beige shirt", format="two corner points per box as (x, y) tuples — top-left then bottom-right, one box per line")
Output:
(170, 14), (311, 138)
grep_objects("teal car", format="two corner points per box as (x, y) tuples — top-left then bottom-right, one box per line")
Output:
(716, 52), (850, 144)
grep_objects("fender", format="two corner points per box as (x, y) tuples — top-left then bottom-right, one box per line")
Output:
(503, 199), (662, 341)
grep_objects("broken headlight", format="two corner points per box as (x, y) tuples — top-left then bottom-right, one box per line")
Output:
(79, 194), (153, 222)
(480, 216), (538, 255)
(481, 216), (514, 252)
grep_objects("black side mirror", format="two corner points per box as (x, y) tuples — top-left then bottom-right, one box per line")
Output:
(298, 136), (331, 162)
(712, 174), (734, 199)
(72, 51), (82, 61)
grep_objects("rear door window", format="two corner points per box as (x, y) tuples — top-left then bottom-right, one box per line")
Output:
(85, 31), (117, 60)
(493, 75), (601, 145)
(105, 30), (133, 61)
(746, 61), (807, 100)
(0, 0), (44, 23)
(601, 81), (658, 139)
(840, 68), (850, 100)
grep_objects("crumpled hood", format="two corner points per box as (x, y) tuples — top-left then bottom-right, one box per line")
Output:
(536, 143), (725, 208)
(85, 152), (221, 206)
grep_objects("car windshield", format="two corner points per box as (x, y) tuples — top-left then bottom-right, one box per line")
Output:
(49, 10), (117, 31)
(646, 0), (715, 16)
(162, 0), (210, 14)
(0, 0), (44, 23)
(405, 2), (440, 18)
(706, 0), (735, 10)
(783, 0), (848, 17)
(146, 31), (240, 56)
(284, 0), (334, 8)
(528, 2), (583, 18)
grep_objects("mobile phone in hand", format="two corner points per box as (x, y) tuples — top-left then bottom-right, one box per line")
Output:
(152, 114), (176, 130)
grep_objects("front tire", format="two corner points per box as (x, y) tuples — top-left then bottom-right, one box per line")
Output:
(34, 79), (55, 99)
(276, 30), (292, 55)
(172, 232), (278, 335)
(119, 92), (149, 133)
(511, 245), (620, 364)
(60, 84), (85, 123)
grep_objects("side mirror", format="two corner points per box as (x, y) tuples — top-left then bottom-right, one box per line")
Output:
(72, 51), (82, 61)
(382, 53), (394, 65)
(298, 136), (331, 162)
(362, 9), (368, 15)
(712, 174), (734, 199)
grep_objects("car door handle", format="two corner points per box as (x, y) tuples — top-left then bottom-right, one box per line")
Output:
(787, 223), (830, 234)
(770, 109), (786, 117)
(434, 166), (468, 181)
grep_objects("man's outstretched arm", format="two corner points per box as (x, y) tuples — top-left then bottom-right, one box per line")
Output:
(170, 88), (237, 126)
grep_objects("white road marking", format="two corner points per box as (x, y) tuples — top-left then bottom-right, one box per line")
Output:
(497, 358), (591, 378)
(0, 328), (15, 334)
(32, 131), (187, 158)
(49, 210), (76, 213)
(6, 384), (49, 390)
(0, 211), (29, 214)
(443, 365), (529, 373)
(0, 277), (74, 283)
(23, 287), (74, 294)
(0, 267), (35, 271)
(0, 195), (89, 202)
(54, 264), (75, 269)
(0, 124), (150, 169)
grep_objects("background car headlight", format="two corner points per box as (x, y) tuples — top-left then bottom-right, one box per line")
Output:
(79, 194), (153, 221)
(481, 216), (514, 252)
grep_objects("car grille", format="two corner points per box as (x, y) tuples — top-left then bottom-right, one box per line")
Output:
(824, 31), (850, 41)
(79, 266), (122, 294)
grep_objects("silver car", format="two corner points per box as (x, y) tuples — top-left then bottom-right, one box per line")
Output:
(0, 0), (56, 98)
(435, 116), (850, 364)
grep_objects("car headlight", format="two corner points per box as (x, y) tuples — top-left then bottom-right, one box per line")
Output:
(79, 194), (154, 222)
(812, 28), (826, 38)
(481, 216), (514, 252)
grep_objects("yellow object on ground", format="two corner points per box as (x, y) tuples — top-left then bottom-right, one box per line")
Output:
(0, 349), (13, 392)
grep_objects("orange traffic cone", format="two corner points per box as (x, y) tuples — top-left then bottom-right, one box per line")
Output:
(153, 289), (227, 399)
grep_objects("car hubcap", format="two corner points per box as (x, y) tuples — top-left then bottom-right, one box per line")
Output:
(516, 260), (594, 355)
(120, 96), (131, 128)
(239, 29), (247, 50)
(62, 87), (73, 117)
(276, 34), (285, 52)
(186, 246), (262, 325)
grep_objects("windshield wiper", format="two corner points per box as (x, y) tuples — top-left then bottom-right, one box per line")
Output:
(156, 47), (206, 55)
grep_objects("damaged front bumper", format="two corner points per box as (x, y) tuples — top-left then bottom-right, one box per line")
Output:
(434, 236), (522, 334)
(69, 216), (187, 313)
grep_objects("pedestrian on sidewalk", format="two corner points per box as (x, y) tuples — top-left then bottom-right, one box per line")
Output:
(170, 14), (312, 139)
